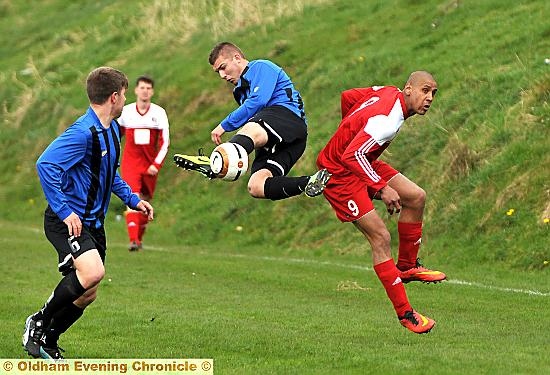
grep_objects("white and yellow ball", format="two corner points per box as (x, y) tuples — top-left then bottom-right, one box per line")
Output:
(210, 142), (248, 181)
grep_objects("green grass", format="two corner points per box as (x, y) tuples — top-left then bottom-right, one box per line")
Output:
(1, 220), (549, 374)
(1, 0), (550, 373)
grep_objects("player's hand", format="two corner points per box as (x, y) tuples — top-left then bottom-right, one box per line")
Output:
(379, 186), (401, 215)
(211, 124), (225, 145)
(63, 212), (83, 237)
(136, 200), (154, 221)
(147, 165), (159, 176)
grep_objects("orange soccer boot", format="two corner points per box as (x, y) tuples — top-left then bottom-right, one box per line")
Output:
(399, 310), (435, 334)
(398, 258), (446, 284)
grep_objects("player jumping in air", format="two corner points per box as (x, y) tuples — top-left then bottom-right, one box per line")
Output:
(174, 42), (330, 199)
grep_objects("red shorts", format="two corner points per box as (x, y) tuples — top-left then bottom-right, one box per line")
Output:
(322, 160), (399, 222)
(121, 165), (158, 199)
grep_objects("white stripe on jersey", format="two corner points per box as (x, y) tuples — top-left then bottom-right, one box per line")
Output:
(154, 126), (170, 165)
(355, 138), (381, 182)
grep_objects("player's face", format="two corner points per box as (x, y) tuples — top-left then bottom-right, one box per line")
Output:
(212, 53), (244, 85)
(113, 88), (126, 118)
(408, 79), (438, 115)
(135, 81), (154, 103)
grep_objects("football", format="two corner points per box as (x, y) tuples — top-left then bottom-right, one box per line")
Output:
(210, 142), (249, 181)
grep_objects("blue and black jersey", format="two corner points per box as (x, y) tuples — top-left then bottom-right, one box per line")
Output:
(220, 59), (306, 132)
(37, 107), (140, 228)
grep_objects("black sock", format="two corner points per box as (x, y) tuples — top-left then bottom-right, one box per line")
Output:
(229, 134), (255, 154)
(264, 176), (309, 200)
(44, 303), (84, 348)
(33, 270), (86, 325)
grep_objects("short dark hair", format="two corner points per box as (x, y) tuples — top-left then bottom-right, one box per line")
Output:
(86, 67), (128, 104)
(208, 42), (245, 65)
(136, 75), (154, 88)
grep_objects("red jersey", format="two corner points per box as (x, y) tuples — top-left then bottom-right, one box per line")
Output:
(118, 102), (170, 171)
(317, 86), (408, 192)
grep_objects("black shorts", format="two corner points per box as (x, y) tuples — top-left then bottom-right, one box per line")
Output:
(44, 206), (106, 275)
(249, 106), (308, 176)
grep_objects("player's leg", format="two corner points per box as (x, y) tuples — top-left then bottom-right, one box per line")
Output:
(23, 211), (104, 358)
(41, 285), (97, 359)
(26, 250), (104, 357)
(123, 171), (143, 251)
(322, 177), (434, 333)
(354, 211), (435, 334)
(246, 143), (329, 199)
(244, 109), (328, 199)
(126, 207), (141, 251)
(42, 224), (106, 359)
(174, 120), (267, 177)
(173, 121), (265, 178)
(174, 107), (330, 193)
(136, 177), (156, 246)
(384, 169), (446, 283)
(386, 172), (424, 270)
(233, 121), (269, 150)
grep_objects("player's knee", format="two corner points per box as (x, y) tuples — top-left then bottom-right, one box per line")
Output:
(409, 187), (426, 209)
(247, 180), (265, 198)
(79, 265), (105, 289)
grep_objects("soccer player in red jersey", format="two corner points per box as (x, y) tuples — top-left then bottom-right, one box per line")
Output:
(317, 71), (446, 334)
(118, 76), (170, 251)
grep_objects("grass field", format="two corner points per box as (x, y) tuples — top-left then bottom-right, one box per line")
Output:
(1, 219), (548, 374)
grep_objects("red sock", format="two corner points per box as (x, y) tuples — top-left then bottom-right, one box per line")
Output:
(138, 213), (148, 242)
(126, 212), (140, 243)
(396, 222), (423, 271)
(374, 259), (412, 317)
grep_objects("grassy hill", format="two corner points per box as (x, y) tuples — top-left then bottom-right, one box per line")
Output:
(1, 0), (549, 271)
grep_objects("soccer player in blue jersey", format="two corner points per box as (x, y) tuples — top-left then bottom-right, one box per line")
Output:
(22, 67), (154, 359)
(174, 42), (330, 199)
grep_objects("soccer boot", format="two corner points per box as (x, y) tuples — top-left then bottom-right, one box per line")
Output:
(173, 149), (215, 179)
(22, 314), (46, 358)
(399, 310), (435, 334)
(398, 258), (447, 284)
(41, 346), (65, 360)
(304, 169), (331, 197)
(128, 241), (141, 252)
